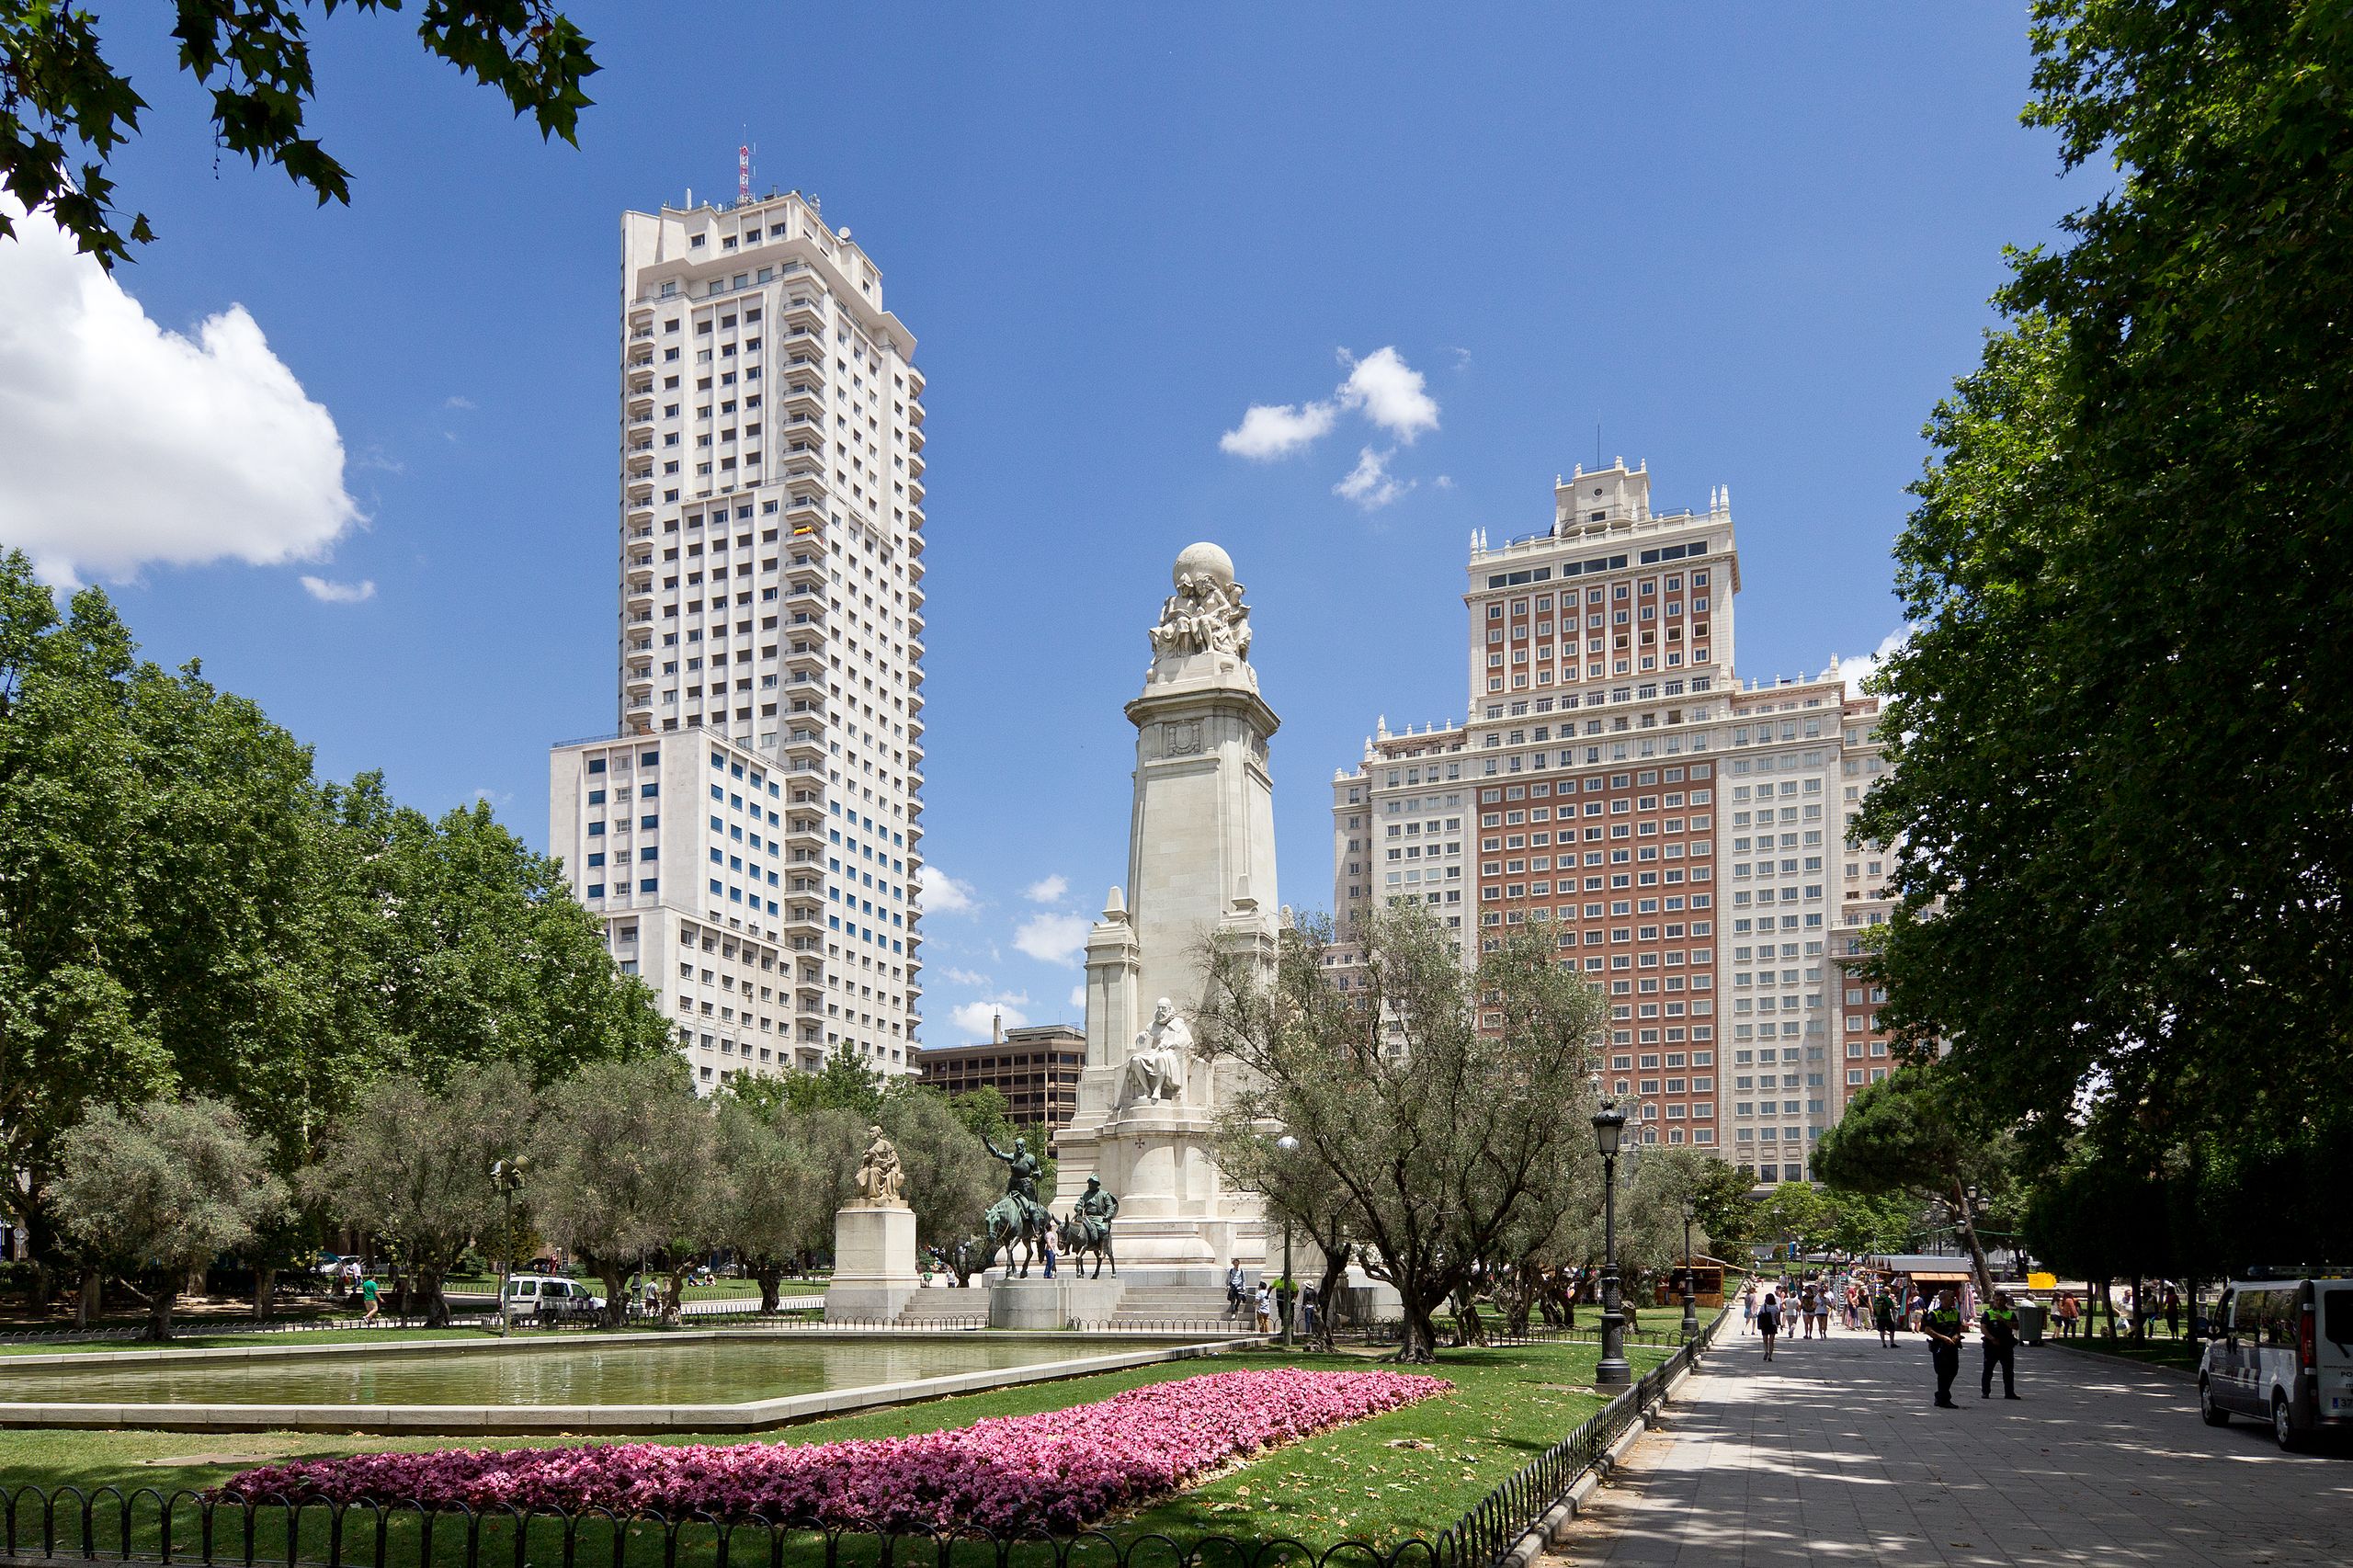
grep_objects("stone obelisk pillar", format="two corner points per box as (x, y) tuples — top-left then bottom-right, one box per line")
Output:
(1054, 543), (1277, 1284)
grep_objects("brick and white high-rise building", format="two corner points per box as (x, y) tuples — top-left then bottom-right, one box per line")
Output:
(1330, 458), (1904, 1186)
(550, 188), (928, 1092)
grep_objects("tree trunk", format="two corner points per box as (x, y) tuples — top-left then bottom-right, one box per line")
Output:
(147, 1287), (177, 1342)
(252, 1265), (277, 1322)
(756, 1266), (783, 1313)
(664, 1262), (691, 1325)
(419, 1267), (450, 1328)
(596, 1261), (630, 1329)
(1313, 1244), (1350, 1353)
(74, 1267), (101, 1328)
(1390, 1290), (1442, 1364)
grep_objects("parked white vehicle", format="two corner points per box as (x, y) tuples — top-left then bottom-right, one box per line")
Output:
(2198, 1271), (2353, 1449)
(500, 1274), (606, 1322)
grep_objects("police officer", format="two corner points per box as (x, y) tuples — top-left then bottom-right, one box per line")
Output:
(1922, 1287), (1966, 1408)
(1980, 1288), (2022, 1399)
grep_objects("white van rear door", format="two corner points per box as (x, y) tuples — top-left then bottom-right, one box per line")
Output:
(2319, 1286), (2353, 1417)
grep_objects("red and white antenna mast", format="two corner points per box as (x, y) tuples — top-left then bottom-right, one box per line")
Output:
(737, 143), (752, 204)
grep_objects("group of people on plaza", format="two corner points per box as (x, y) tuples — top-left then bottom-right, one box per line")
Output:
(1739, 1270), (2023, 1404)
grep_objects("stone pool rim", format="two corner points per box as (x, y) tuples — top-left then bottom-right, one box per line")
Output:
(0, 1330), (1261, 1436)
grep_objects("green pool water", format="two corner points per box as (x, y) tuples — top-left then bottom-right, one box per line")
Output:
(0, 1337), (1116, 1408)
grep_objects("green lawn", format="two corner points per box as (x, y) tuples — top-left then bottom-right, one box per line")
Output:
(0, 1338), (1669, 1556)
(2048, 1331), (2202, 1373)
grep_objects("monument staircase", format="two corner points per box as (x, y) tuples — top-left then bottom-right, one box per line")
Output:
(1097, 1282), (1244, 1331)
(892, 1286), (991, 1326)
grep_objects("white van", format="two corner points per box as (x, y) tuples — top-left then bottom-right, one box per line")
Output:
(501, 1274), (606, 1322)
(2197, 1272), (2353, 1449)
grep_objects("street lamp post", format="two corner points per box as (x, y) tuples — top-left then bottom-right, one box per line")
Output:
(491, 1157), (528, 1337)
(1591, 1096), (1631, 1388)
(1680, 1195), (1700, 1342)
(1275, 1134), (1299, 1347)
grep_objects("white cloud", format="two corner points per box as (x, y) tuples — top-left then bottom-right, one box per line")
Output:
(444, 394), (475, 410)
(917, 864), (979, 915)
(300, 574), (375, 603)
(0, 203), (359, 585)
(1068, 983), (1086, 1011)
(1025, 873), (1069, 904)
(1219, 400), (1337, 460)
(951, 994), (1030, 1037)
(1015, 912), (1091, 966)
(1836, 627), (1911, 692)
(941, 966), (992, 987)
(1338, 347), (1438, 442)
(1434, 474), (1456, 490)
(1335, 447), (1412, 511)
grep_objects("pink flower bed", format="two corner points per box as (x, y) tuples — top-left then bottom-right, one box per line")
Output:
(222, 1369), (1448, 1533)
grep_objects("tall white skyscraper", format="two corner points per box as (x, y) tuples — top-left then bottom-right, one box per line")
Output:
(551, 187), (927, 1092)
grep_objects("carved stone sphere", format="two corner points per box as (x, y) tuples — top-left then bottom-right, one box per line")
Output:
(1174, 541), (1235, 592)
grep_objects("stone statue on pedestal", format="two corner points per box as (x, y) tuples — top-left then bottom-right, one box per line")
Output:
(852, 1125), (905, 1207)
(1120, 997), (1194, 1107)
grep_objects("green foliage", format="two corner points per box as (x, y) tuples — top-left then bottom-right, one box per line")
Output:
(779, 1042), (885, 1119)
(2, 0), (597, 267)
(1859, 0), (2353, 1158)
(527, 1056), (714, 1325)
(876, 1084), (1002, 1252)
(0, 552), (668, 1288)
(1199, 903), (1611, 1362)
(707, 1099), (823, 1311)
(51, 1095), (286, 1337)
(1813, 1063), (2013, 1284)
(306, 1065), (535, 1325)
(1686, 1155), (1763, 1257)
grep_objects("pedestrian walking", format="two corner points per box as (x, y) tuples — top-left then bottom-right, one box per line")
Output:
(1041, 1233), (1057, 1278)
(1874, 1285), (1901, 1346)
(359, 1273), (381, 1322)
(1923, 1287), (1966, 1408)
(1742, 1281), (1757, 1335)
(2163, 1285), (2181, 1340)
(1225, 1258), (1246, 1320)
(1756, 1290), (1783, 1360)
(2056, 1290), (2080, 1339)
(1301, 1284), (1319, 1339)
(1813, 1285), (1833, 1337)
(1254, 1281), (1273, 1334)
(1980, 1288), (2021, 1399)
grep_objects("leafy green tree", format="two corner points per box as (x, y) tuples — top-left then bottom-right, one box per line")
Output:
(1813, 1064), (2013, 1291)
(877, 1083), (1002, 1258)
(1688, 1156), (1763, 1261)
(51, 1096), (287, 1338)
(708, 1099), (824, 1312)
(941, 1084), (1056, 1207)
(1214, 1123), (1367, 1346)
(780, 1042), (886, 1119)
(308, 1064), (535, 1325)
(1197, 903), (1609, 1363)
(1858, 0), (2353, 1158)
(2, 0), (597, 267)
(528, 1056), (715, 1326)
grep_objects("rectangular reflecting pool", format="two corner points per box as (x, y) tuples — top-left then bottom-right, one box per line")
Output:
(0, 1336), (1130, 1408)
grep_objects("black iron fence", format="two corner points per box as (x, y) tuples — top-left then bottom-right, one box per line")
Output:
(0, 1308), (1728, 1568)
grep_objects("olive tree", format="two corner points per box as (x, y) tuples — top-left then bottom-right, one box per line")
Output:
(51, 1096), (287, 1339)
(309, 1065), (535, 1325)
(709, 1099), (824, 1312)
(1196, 903), (1608, 1363)
(529, 1056), (715, 1325)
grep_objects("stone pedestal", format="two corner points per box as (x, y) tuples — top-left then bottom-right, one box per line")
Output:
(986, 1275), (1128, 1329)
(824, 1203), (920, 1323)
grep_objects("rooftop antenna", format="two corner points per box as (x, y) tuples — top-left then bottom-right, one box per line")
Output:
(737, 142), (752, 204)
(1596, 423), (1602, 472)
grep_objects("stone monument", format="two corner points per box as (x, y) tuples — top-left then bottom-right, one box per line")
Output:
(824, 1125), (922, 1321)
(1052, 542), (1278, 1284)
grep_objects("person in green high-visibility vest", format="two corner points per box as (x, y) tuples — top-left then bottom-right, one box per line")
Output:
(1922, 1287), (1967, 1408)
(1980, 1288), (2022, 1399)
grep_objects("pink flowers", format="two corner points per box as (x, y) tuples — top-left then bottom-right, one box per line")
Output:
(223, 1369), (1448, 1533)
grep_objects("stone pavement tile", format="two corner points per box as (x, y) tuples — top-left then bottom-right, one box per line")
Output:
(1548, 1327), (2353, 1568)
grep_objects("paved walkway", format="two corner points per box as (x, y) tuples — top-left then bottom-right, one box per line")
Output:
(1556, 1324), (2352, 1567)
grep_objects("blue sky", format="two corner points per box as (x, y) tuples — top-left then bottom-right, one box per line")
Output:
(0, 4), (2084, 1040)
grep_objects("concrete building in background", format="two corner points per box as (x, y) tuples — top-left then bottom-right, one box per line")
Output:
(910, 1017), (1087, 1129)
(551, 187), (927, 1092)
(1331, 459), (1899, 1186)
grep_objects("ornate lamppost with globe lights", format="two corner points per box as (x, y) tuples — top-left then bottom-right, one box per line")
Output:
(1590, 1094), (1631, 1388)
(1680, 1194), (1701, 1342)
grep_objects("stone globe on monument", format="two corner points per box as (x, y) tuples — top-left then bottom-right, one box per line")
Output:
(1052, 542), (1279, 1287)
